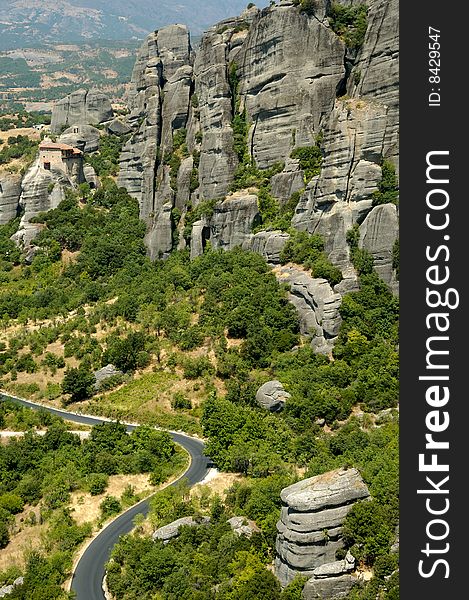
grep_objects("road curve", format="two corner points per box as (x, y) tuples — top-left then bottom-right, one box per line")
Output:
(0, 392), (210, 600)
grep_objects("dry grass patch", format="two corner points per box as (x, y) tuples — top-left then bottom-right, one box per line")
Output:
(70, 473), (153, 527)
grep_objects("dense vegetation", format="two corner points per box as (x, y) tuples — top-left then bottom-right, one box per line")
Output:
(329, 3), (369, 50)
(0, 135), (38, 167)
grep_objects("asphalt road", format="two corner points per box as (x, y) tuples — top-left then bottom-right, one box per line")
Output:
(0, 392), (210, 600)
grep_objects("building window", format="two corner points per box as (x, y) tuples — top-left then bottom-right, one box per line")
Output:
(44, 162), (51, 170)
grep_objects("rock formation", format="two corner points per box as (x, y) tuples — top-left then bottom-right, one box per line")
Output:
(256, 380), (291, 412)
(93, 364), (123, 390)
(275, 468), (370, 591)
(59, 124), (101, 153)
(115, 1), (398, 302)
(51, 89), (114, 133)
(227, 516), (260, 538)
(0, 173), (22, 225)
(152, 516), (210, 543)
(274, 265), (343, 355)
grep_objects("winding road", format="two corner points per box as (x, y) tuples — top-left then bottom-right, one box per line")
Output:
(0, 392), (210, 600)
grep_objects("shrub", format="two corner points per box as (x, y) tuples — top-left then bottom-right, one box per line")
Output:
(182, 356), (215, 379)
(171, 393), (193, 411)
(280, 231), (342, 286)
(329, 3), (368, 50)
(86, 473), (109, 496)
(290, 145), (322, 182)
(61, 366), (95, 403)
(372, 160), (399, 206)
(100, 496), (122, 520)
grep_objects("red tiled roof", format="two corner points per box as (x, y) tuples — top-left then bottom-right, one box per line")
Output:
(39, 142), (82, 154)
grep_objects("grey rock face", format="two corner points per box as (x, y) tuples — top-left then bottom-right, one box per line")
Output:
(207, 193), (260, 253)
(51, 89), (114, 133)
(59, 124), (101, 153)
(256, 380), (291, 412)
(190, 193), (261, 259)
(83, 164), (100, 189)
(273, 265), (342, 355)
(275, 468), (369, 586)
(194, 27), (239, 201)
(359, 203), (398, 284)
(347, 0), (399, 166)
(93, 364), (123, 390)
(302, 574), (358, 599)
(152, 516), (210, 543)
(11, 160), (75, 250)
(270, 161), (305, 206)
(227, 516), (260, 538)
(118, 25), (193, 257)
(107, 119), (132, 136)
(0, 173), (21, 224)
(243, 230), (290, 265)
(238, 2), (345, 169)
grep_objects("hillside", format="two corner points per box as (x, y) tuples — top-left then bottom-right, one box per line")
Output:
(0, 1), (399, 599)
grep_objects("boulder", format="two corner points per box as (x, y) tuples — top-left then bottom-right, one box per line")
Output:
(107, 119), (132, 136)
(93, 364), (123, 390)
(359, 203), (399, 284)
(190, 193), (260, 258)
(256, 381), (290, 412)
(51, 89), (114, 133)
(243, 230), (290, 265)
(227, 516), (260, 538)
(302, 574), (358, 599)
(275, 468), (370, 586)
(83, 164), (99, 189)
(152, 516), (210, 543)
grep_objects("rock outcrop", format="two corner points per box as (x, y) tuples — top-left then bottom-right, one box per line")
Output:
(256, 380), (291, 412)
(51, 89), (114, 133)
(0, 577), (24, 598)
(275, 468), (370, 588)
(0, 173), (22, 225)
(359, 203), (398, 287)
(11, 160), (74, 251)
(227, 516), (260, 538)
(152, 516), (210, 543)
(59, 124), (101, 153)
(115, 1), (399, 302)
(274, 265), (342, 355)
(93, 364), (123, 390)
(237, 1), (345, 169)
(117, 24), (194, 259)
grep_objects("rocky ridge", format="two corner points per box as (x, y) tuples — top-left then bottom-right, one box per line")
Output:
(112, 0), (398, 339)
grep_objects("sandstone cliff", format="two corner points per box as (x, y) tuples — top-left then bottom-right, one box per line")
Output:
(116, 0), (398, 290)
(50, 89), (114, 134)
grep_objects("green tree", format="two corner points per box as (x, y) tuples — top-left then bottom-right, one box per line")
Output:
(61, 366), (95, 403)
